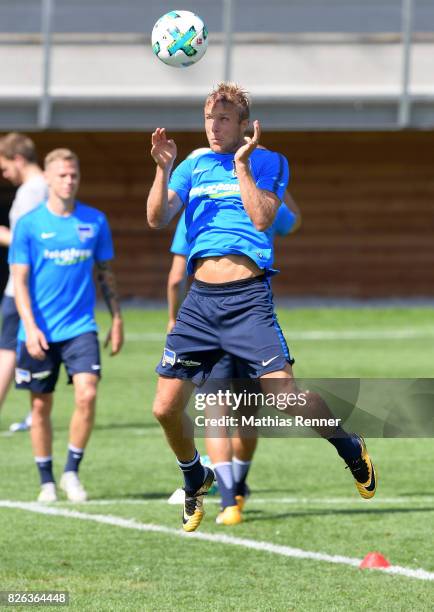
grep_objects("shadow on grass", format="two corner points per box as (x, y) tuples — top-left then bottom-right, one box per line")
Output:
(249, 488), (300, 495)
(398, 491), (434, 497)
(92, 422), (160, 431)
(49, 422), (159, 433)
(243, 506), (434, 523)
(90, 491), (172, 501)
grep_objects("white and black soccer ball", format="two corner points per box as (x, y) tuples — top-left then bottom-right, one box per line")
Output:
(151, 10), (208, 68)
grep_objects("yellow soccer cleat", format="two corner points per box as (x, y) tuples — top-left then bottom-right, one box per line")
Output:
(182, 467), (215, 532)
(216, 504), (243, 526)
(234, 484), (250, 511)
(344, 435), (377, 499)
(235, 495), (247, 512)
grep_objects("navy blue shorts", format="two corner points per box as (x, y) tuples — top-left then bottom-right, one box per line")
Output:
(0, 296), (20, 351)
(197, 352), (248, 394)
(156, 275), (294, 384)
(15, 331), (101, 393)
(208, 353), (247, 379)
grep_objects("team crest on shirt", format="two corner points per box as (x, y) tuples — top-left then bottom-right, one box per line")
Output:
(77, 224), (95, 242)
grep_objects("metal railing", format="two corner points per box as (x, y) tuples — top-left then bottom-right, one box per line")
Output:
(3, 0), (425, 129)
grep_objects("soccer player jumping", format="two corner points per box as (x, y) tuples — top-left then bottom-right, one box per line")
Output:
(167, 195), (299, 526)
(147, 82), (376, 532)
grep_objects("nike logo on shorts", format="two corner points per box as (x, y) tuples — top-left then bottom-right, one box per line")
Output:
(261, 355), (279, 367)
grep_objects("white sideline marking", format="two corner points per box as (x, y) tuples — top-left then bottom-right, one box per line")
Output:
(1, 500), (433, 582)
(50, 496), (434, 506)
(126, 329), (434, 342)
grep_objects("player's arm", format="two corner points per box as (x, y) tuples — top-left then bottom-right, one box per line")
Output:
(273, 192), (302, 237)
(0, 226), (11, 246)
(147, 128), (183, 228)
(95, 260), (124, 356)
(234, 120), (280, 231)
(11, 263), (48, 360)
(284, 191), (302, 233)
(167, 254), (187, 332)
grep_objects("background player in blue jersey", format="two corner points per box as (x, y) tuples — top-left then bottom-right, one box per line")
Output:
(147, 82), (376, 532)
(0, 133), (48, 431)
(10, 148), (124, 503)
(167, 194), (300, 525)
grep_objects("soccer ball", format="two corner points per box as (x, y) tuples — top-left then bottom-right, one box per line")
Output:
(151, 10), (208, 68)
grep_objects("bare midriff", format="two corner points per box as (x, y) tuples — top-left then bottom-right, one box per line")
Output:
(194, 255), (263, 283)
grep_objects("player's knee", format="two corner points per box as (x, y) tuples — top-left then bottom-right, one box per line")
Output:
(152, 398), (179, 424)
(152, 401), (169, 423)
(31, 395), (52, 417)
(75, 384), (97, 411)
(271, 379), (304, 416)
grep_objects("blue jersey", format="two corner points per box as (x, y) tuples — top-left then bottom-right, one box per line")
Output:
(9, 201), (114, 343)
(170, 204), (296, 258)
(169, 147), (289, 274)
(170, 211), (189, 256)
(271, 204), (297, 238)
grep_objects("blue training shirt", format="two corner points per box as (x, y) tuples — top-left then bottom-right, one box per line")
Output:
(9, 200), (114, 342)
(171, 204), (296, 258)
(169, 147), (289, 274)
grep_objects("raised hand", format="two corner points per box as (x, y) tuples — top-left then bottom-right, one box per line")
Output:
(151, 128), (177, 169)
(234, 120), (261, 165)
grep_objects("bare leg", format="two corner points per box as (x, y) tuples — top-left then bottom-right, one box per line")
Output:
(205, 435), (232, 463)
(31, 392), (56, 497)
(232, 434), (257, 461)
(154, 376), (215, 531)
(261, 364), (377, 499)
(69, 373), (98, 449)
(261, 363), (343, 438)
(152, 375), (195, 461)
(30, 392), (53, 457)
(204, 400), (257, 463)
(205, 400), (232, 463)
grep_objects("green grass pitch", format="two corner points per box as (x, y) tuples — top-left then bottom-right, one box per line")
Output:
(0, 307), (433, 610)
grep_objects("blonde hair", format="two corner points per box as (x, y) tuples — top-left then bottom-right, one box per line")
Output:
(205, 82), (250, 122)
(44, 148), (79, 169)
(0, 132), (37, 163)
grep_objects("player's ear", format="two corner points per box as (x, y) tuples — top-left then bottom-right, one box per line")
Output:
(14, 154), (26, 172)
(240, 118), (249, 132)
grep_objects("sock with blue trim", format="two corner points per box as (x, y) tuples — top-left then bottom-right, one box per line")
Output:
(328, 428), (361, 461)
(214, 462), (236, 509)
(232, 457), (251, 497)
(177, 450), (206, 495)
(35, 456), (55, 485)
(64, 444), (84, 473)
